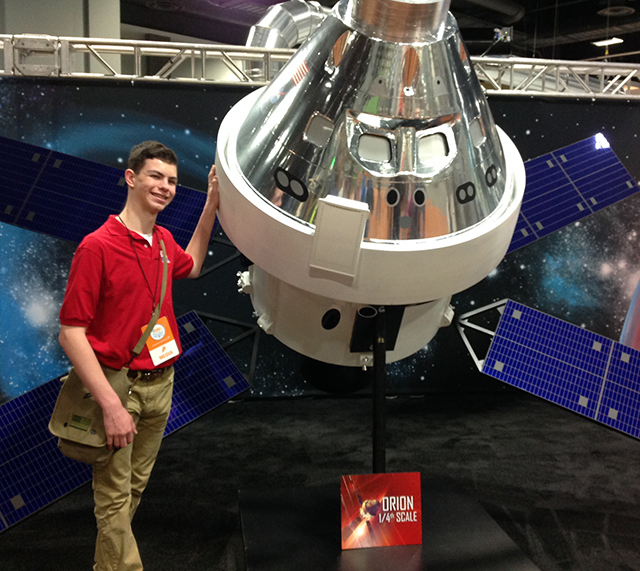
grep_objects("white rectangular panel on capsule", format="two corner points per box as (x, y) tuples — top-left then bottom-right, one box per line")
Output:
(309, 195), (370, 287)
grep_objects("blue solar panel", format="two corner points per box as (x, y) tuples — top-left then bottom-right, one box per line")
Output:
(0, 375), (91, 532)
(0, 312), (248, 533)
(0, 135), (207, 249)
(157, 190), (212, 251)
(483, 300), (640, 440)
(167, 312), (251, 434)
(507, 135), (638, 253)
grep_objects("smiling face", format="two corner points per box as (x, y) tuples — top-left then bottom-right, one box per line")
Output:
(124, 158), (178, 216)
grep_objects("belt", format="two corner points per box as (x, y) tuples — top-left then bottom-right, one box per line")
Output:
(127, 368), (166, 382)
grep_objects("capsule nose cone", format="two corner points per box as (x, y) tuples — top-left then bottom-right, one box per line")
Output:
(338, 0), (452, 43)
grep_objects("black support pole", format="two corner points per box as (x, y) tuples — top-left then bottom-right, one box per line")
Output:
(372, 306), (387, 474)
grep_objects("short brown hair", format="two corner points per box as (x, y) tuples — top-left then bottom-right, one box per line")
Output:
(128, 141), (178, 173)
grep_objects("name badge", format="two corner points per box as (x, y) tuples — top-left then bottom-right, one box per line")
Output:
(142, 316), (180, 366)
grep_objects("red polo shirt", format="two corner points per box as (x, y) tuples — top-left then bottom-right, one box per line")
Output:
(60, 215), (194, 370)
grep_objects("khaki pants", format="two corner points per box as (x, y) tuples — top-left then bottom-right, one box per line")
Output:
(92, 367), (174, 571)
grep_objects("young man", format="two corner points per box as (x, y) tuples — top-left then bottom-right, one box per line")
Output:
(58, 141), (218, 571)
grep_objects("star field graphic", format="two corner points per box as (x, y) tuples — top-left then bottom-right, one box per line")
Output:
(0, 77), (252, 190)
(622, 277), (640, 350)
(1, 78), (640, 401)
(475, 197), (640, 337)
(0, 223), (73, 401)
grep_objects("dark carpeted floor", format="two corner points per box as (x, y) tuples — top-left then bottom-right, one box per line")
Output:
(2, 388), (640, 570)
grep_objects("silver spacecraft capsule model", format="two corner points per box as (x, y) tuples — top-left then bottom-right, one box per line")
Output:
(216, 0), (526, 367)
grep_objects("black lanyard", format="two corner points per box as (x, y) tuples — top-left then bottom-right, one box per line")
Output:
(118, 216), (162, 309)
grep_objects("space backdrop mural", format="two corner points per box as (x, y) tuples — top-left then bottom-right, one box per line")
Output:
(1, 76), (639, 403)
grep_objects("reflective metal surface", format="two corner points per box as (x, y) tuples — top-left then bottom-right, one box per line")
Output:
(246, 0), (328, 49)
(339, 0), (451, 43)
(235, 1), (509, 241)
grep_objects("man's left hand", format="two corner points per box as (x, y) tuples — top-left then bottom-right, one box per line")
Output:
(207, 164), (219, 209)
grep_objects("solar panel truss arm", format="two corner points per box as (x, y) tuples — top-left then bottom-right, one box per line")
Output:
(456, 299), (508, 371)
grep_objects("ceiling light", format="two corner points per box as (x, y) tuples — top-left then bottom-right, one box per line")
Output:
(598, 6), (635, 17)
(145, 1), (181, 11)
(598, 0), (636, 17)
(592, 37), (624, 47)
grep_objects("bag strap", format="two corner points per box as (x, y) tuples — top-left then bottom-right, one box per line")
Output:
(128, 239), (169, 362)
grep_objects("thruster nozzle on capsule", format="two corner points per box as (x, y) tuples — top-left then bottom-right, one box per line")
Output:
(216, 0), (526, 368)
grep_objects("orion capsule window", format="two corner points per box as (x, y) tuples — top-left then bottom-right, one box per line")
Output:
(418, 133), (449, 162)
(358, 134), (392, 163)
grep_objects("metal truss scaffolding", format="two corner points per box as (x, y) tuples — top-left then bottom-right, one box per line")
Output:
(2, 34), (640, 99)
